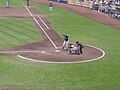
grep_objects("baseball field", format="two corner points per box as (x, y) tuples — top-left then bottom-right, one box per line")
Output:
(0, 0), (120, 89)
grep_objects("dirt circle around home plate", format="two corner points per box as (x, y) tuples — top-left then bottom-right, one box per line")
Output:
(17, 43), (105, 63)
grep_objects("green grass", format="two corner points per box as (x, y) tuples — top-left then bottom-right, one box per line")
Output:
(0, 0), (24, 7)
(0, 1), (120, 89)
(0, 18), (40, 50)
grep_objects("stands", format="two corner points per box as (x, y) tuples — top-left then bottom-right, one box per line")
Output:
(48, 0), (120, 20)
(48, 0), (67, 3)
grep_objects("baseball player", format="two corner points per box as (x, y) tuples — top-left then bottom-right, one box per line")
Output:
(76, 41), (84, 55)
(69, 44), (77, 54)
(49, 3), (53, 12)
(6, 0), (10, 8)
(26, 0), (29, 6)
(62, 34), (69, 50)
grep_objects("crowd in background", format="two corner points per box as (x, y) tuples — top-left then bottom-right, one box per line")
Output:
(91, 0), (120, 19)
(48, 0), (120, 19)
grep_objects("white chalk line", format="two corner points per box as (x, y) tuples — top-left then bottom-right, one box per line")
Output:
(32, 16), (58, 49)
(37, 15), (49, 29)
(0, 50), (52, 54)
(20, 0), (32, 16)
(17, 44), (106, 64)
(20, 0), (57, 49)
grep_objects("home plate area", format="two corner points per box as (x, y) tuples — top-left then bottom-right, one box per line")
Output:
(18, 45), (104, 63)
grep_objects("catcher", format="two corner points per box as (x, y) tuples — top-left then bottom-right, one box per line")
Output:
(69, 41), (84, 55)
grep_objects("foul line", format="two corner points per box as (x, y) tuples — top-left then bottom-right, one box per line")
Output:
(20, 0), (32, 16)
(32, 16), (58, 49)
(0, 50), (51, 54)
(20, 0), (57, 49)
(0, 50), (43, 53)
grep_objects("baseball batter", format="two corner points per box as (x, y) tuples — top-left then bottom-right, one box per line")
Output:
(62, 34), (69, 50)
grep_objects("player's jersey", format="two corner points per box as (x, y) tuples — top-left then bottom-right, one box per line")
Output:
(76, 43), (84, 49)
(49, 3), (53, 7)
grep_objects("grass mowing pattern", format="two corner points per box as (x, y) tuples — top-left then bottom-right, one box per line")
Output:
(0, 1), (120, 89)
(0, 0), (23, 7)
(0, 18), (40, 50)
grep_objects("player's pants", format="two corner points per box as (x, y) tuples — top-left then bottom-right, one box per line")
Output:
(76, 48), (83, 55)
(69, 47), (77, 53)
(6, 0), (10, 7)
(62, 41), (69, 49)
(49, 7), (53, 12)
(26, 1), (29, 6)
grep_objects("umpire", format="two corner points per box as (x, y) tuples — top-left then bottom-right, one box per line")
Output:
(76, 41), (84, 55)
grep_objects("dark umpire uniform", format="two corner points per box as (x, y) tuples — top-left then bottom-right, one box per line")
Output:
(76, 41), (84, 55)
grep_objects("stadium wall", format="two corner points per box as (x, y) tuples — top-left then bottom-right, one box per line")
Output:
(67, 0), (93, 8)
